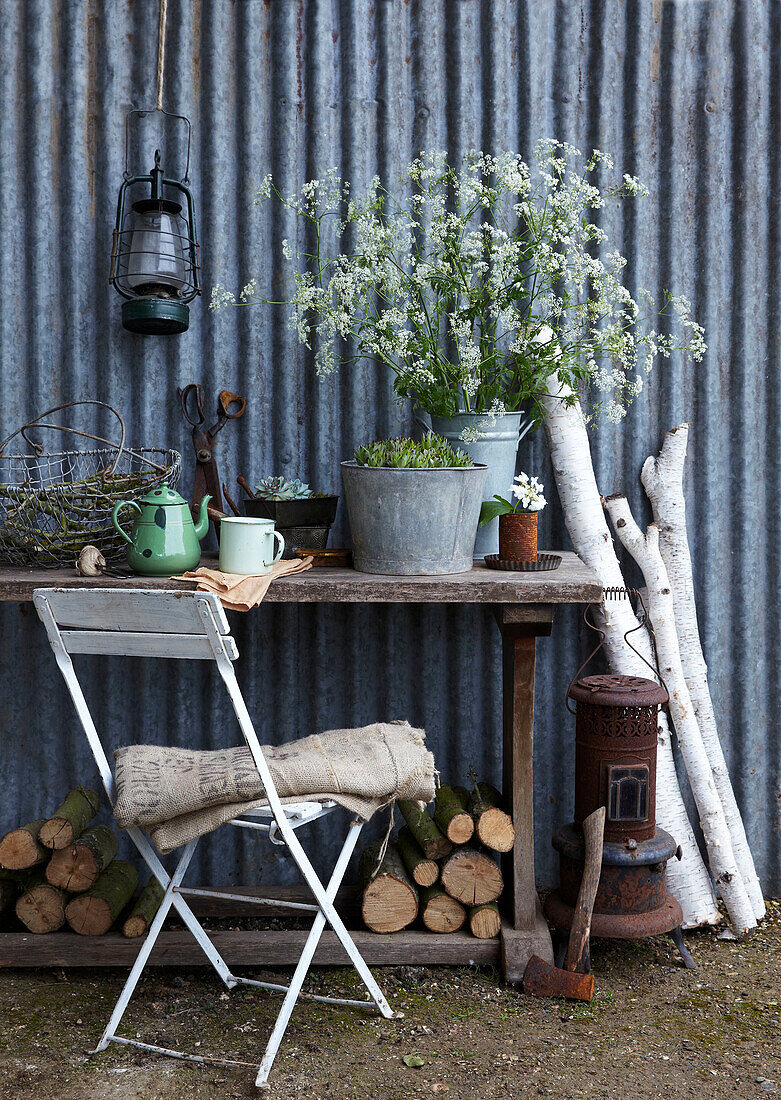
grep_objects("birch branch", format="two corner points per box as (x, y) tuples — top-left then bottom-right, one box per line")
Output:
(641, 424), (764, 920)
(604, 495), (756, 934)
(541, 377), (719, 928)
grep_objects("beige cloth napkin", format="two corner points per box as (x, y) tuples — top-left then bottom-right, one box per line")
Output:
(174, 556), (312, 611)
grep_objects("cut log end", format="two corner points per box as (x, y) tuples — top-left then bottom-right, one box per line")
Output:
(434, 786), (475, 846)
(39, 818), (75, 850)
(66, 895), (113, 937)
(445, 813), (474, 845)
(469, 902), (501, 939)
(40, 788), (100, 850)
(420, 887), (466, 934)
(0, 821), (47, 870)
(396, 826), (439, 888)
(64, 860), (138, 936)
(398, 801), (452, 861)
(122, 914), (149, 939)
(361, 876), (418, 935)
(16, 885), (66, 934)
(122, 880), (165, 938)
(45, 825), (118, 893)
(475, 807), (516, 853)
(440, 848), (504, 907)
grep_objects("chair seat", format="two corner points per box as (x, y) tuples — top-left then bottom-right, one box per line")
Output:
(230, 800), (340, 843)
(234, 800), (338, 822)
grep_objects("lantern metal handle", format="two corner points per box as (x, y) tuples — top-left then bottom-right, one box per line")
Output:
(565, 587), (668, 714)
(124, 107), (192, 183)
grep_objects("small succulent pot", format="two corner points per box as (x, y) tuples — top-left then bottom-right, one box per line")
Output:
(244, 496), (339, 528)
(498, 512), (538, 562)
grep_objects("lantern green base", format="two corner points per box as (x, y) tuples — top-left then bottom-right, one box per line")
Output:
(122, 298), (189, 335)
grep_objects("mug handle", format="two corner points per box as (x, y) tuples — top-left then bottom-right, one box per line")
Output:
(271, 529), (285, 565)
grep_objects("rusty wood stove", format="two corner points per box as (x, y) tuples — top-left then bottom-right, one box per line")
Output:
(0, 554), (600, 981)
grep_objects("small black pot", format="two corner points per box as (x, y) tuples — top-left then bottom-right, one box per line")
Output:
(244, 495), (339, 527)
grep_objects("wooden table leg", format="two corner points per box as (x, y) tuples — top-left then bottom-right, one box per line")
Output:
(496, 606), (555, 982)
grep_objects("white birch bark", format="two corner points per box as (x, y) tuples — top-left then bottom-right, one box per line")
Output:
(641, 425), (765, 920)
(604, 496), (756, 934)
(541, 378), (719, 928)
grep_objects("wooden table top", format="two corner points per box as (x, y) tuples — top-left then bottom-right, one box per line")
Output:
(0, 552), (601, 605)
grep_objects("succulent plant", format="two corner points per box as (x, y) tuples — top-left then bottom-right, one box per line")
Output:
(254, 476), (313, 501)
(353, 434), (473, 469)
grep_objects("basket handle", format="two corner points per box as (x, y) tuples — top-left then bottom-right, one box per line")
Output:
(0, 401), (127, 476)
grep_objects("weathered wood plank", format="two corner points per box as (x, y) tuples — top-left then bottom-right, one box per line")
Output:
(59, 630), (238, 660)
(501, 628), (539, 931)
(0, 928), (499, 967)
(36, 588), (230, 634)
(0, 553), (601, 604)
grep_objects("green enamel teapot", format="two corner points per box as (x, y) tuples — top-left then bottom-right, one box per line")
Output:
(112, 483), (211, 576)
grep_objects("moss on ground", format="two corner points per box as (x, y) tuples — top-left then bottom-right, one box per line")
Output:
(0, 902), (780, 1098)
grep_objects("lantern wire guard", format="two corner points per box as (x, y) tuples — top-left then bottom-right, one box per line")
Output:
(109, 0), (200, 335)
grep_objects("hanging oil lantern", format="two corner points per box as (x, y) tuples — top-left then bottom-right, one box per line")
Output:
(109, 109), (200, 335)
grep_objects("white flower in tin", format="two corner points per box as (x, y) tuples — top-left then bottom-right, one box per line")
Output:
(510, 472), (546, 512)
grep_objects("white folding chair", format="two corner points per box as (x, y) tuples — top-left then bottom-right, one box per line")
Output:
(34, 587), (394, 1088)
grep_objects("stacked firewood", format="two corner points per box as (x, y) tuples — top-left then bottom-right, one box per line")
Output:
(0, 788), (161, 938)
(359, 782), (515, 939)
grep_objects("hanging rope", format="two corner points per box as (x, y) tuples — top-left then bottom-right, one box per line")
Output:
(156, 0), (168, 111)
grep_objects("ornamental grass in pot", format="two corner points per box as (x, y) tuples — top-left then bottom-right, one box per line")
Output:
(479, 471), (546, 562)
(341, 435), (487, 576)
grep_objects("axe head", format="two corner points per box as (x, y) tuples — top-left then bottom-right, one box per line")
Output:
(522, 954), (595, 1002)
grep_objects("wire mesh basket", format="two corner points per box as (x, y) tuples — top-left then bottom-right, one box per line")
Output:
(277, 525), (331, 560)
(0, 401), (181, 567)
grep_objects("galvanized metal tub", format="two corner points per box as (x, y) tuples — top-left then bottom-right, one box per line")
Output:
(429, 412), (535, 559)
(341, 461), (488, 575)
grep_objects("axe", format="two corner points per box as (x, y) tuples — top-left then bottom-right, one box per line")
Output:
(523, 806), (606, 1002)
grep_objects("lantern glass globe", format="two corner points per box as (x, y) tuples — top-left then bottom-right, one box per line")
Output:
(124, 200), (186, 297)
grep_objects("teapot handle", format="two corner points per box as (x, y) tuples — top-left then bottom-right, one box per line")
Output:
(112, 500), (142, 545)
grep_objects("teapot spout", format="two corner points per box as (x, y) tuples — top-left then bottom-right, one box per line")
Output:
(194, 495), (212, 541)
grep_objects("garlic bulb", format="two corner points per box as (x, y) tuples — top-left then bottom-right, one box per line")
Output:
(76, 545), (107, 577)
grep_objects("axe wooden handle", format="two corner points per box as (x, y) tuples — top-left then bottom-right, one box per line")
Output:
(564, 806), (606, 973)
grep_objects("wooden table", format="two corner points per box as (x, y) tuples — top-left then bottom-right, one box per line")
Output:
(0, 554), (600, 980)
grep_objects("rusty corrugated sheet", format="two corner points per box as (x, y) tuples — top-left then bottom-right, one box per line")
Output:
(0, 0), (777, 894)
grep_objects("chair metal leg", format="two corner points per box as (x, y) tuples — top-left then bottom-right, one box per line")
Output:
(127, 827), (236, 988)
(274, 819), (395, 1023)
(255, 820), (370, 1088)
(92, 840), (199, 1052)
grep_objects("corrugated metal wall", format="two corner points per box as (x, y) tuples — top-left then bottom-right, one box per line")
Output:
(0, 0), (778, 894)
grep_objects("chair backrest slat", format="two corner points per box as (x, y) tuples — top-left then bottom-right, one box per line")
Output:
(59, 630), (238, 661)
(38, 588), (231, 636)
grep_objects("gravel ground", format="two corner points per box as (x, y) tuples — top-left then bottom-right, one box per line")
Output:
(1, 901), (779, 1100)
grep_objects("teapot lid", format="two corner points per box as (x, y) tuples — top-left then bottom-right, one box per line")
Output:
(137, 482), (188, 507)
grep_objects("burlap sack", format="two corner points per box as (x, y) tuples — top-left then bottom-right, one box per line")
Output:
(113, 720), (435, 854)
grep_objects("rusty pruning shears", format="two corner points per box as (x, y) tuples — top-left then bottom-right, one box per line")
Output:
(177, 384), (246, 519)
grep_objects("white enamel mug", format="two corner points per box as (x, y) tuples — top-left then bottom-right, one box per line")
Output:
(218, 517), (285, 575)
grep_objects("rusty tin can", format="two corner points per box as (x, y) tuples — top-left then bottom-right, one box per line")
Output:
(498, 511), (538, 561)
